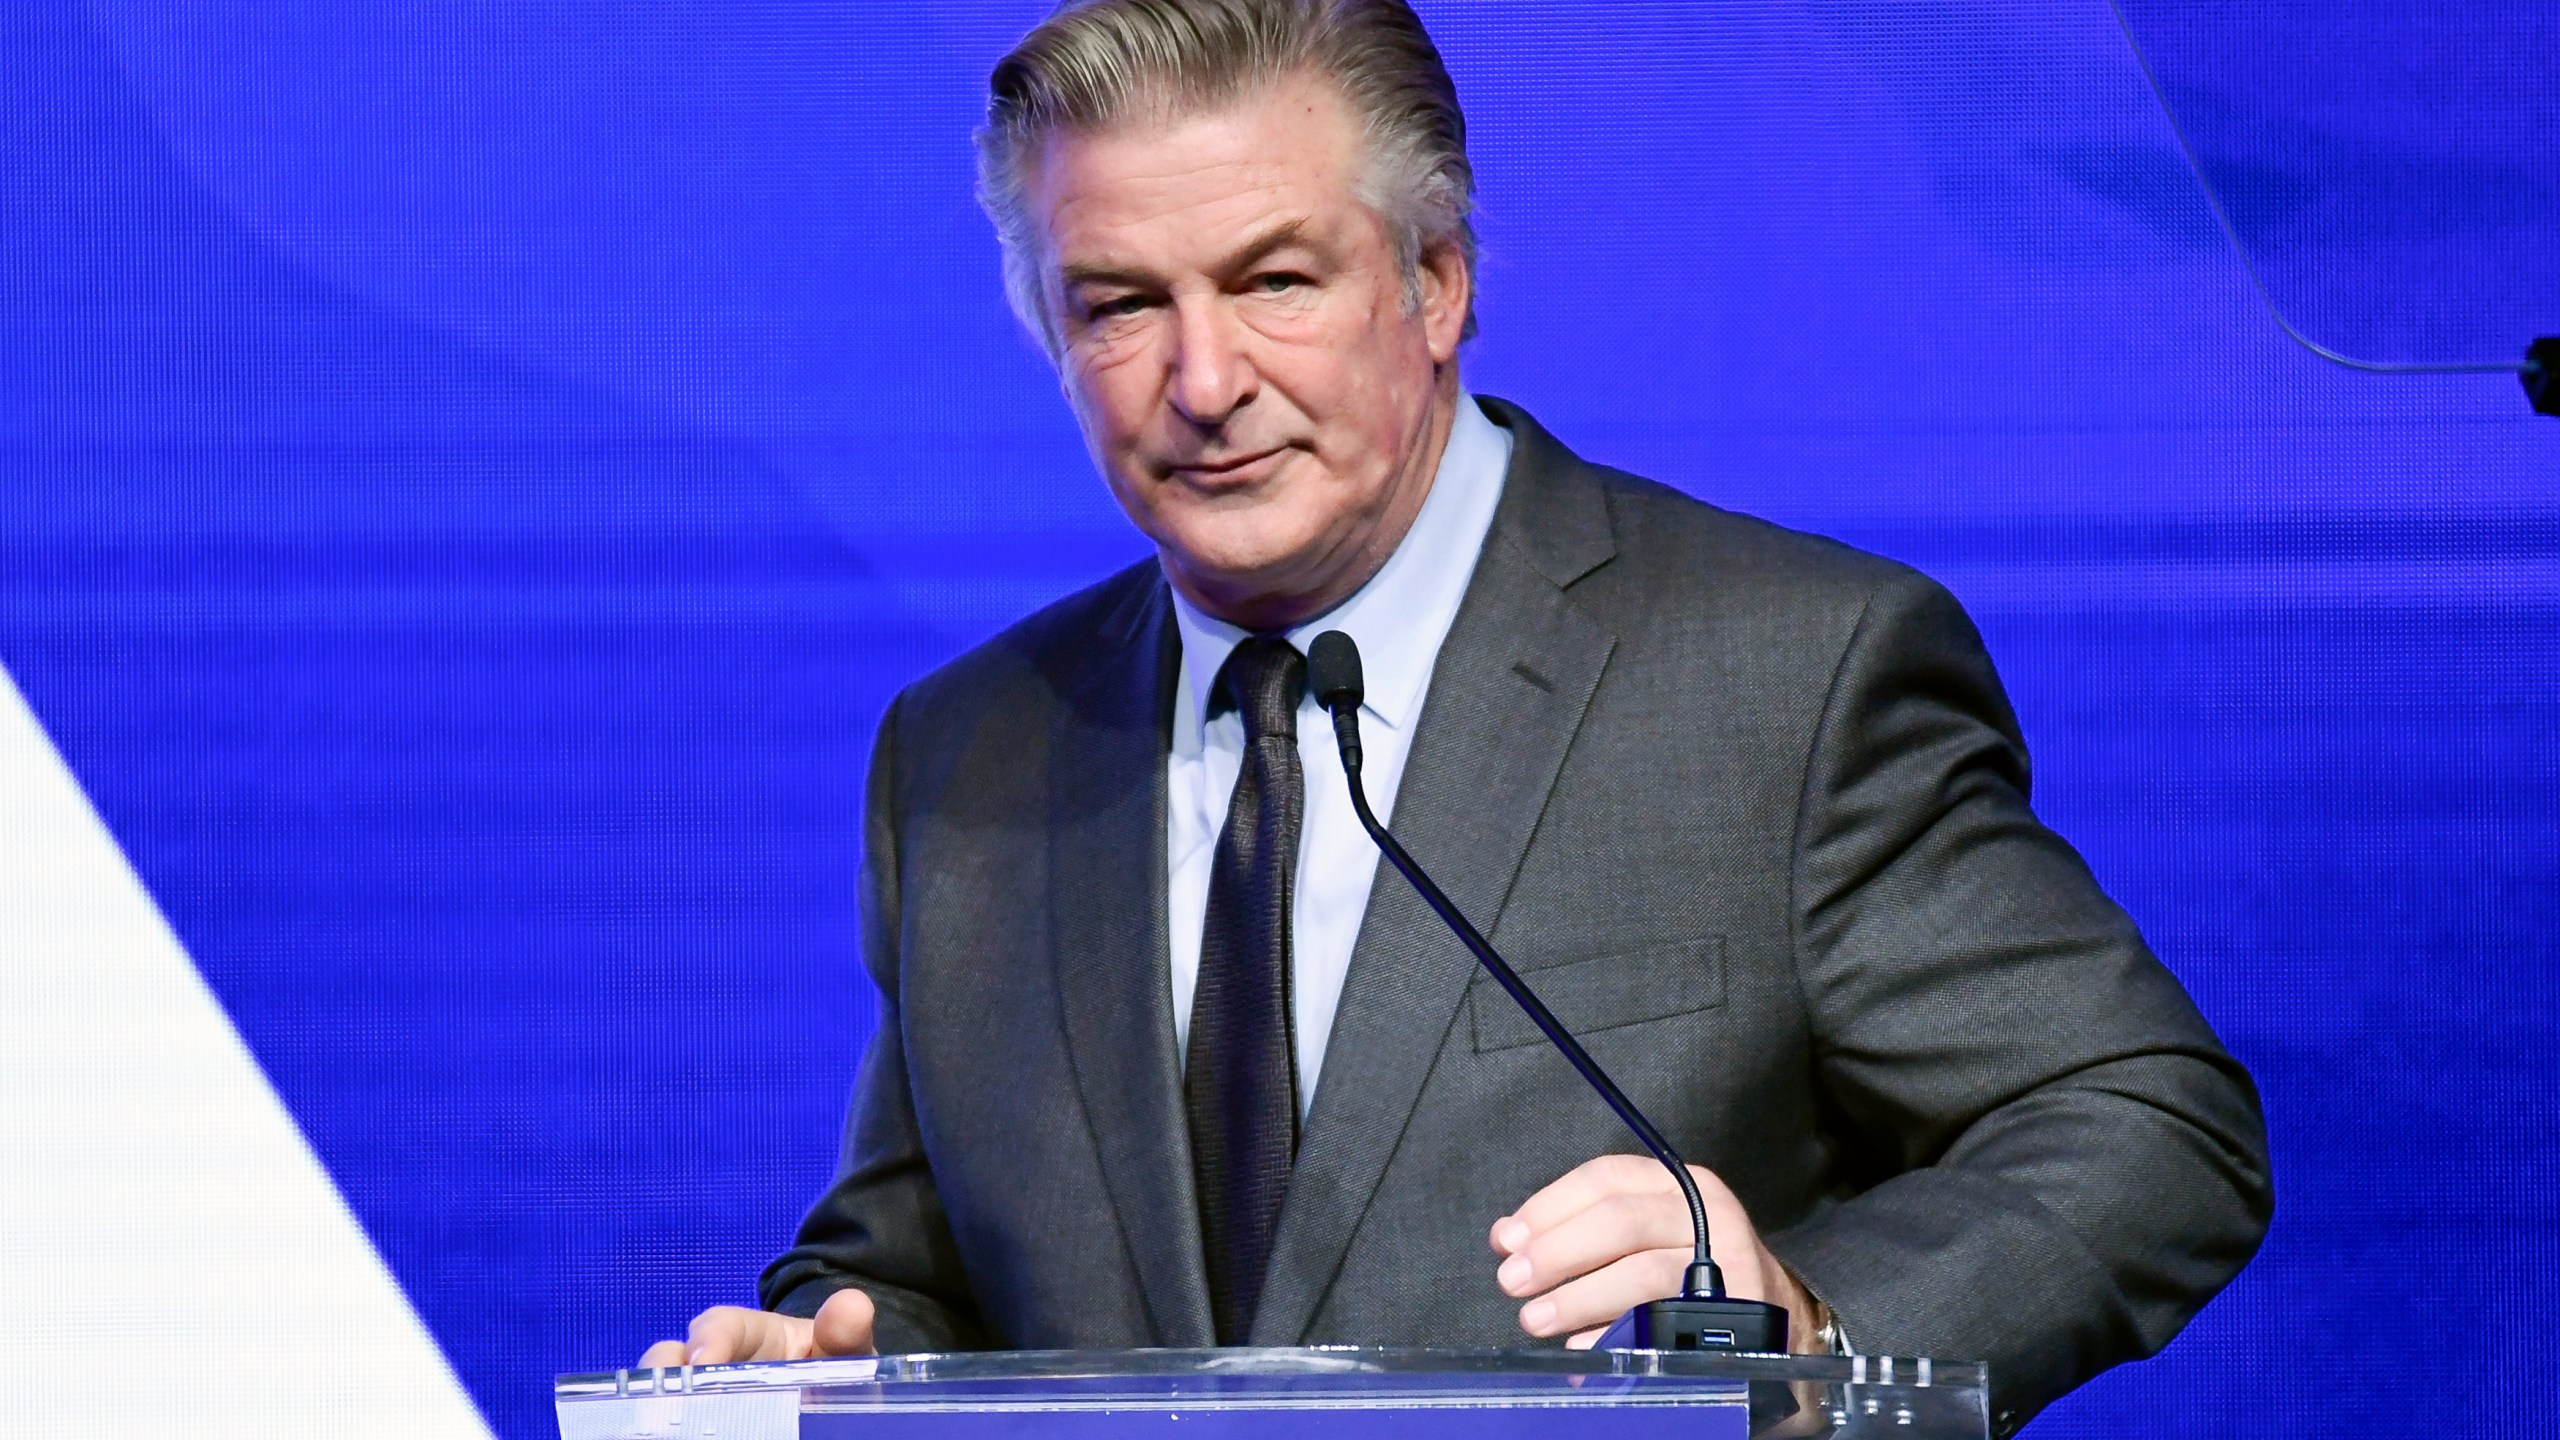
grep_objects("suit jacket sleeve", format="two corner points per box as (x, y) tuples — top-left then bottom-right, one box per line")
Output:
(1761, 569), (2273, 1435)
(758, 692), (990, 1349)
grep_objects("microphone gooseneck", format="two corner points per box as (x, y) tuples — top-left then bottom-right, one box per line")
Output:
(1305, 630), (1726, 1302)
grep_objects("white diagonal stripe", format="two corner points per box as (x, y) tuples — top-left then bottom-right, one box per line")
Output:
(0, 663), (494, 1439)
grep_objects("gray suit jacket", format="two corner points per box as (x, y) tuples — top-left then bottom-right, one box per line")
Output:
(762, 398), (2272, 1433)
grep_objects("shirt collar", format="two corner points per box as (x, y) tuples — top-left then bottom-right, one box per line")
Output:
(1169, 393), (1513, 735)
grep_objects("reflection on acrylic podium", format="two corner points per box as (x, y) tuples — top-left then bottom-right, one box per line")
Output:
(556, 1347), (1990, 1440)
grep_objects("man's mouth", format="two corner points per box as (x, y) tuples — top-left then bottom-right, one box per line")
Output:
(1165, 446), (1288, 485)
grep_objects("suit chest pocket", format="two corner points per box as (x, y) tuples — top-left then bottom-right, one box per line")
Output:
(1468, 936), (1727, 1053)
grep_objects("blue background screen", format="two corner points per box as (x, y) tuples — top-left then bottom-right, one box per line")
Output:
(2, 2), (2552, 1435)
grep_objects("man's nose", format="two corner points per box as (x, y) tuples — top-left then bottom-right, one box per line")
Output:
(1167, 297), (1255, 427)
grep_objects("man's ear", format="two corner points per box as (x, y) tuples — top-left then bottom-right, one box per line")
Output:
(1417, 235), (1473, 364)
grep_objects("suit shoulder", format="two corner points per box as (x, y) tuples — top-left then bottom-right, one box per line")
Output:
(1567, 464), (2003, 720)
(1584, 464), (1946, 615)
(891, 555), (1160, 729)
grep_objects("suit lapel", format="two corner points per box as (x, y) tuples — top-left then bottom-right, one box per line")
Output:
(1251, 406), (1620, 1344)
(1048, 575), (1218, 1347)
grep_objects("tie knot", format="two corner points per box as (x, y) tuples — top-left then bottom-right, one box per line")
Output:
(1212, 636), (1306, 743)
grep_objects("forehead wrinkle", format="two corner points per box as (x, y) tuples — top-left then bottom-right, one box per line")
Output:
(1047, 165), (1329, 281)
(1059, 213), (1322, 293)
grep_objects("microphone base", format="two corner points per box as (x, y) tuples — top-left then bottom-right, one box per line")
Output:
(1595, 1295), (1790, 1354)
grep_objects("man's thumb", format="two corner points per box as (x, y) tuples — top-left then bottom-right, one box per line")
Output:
(811, 1287), (879, 1357)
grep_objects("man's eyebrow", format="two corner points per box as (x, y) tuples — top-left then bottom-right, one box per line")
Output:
(1058, 260), (1157, 292)
(1056, 218), (1319, 293)
(1213, 217), (1316, 278)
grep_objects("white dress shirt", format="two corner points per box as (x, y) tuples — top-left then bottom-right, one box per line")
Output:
(1166, 395), (1513, 1118)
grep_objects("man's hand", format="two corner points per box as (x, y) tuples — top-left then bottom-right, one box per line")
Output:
(637, 1288), (879, 1368)
(1490, 1155), (1822, 1352)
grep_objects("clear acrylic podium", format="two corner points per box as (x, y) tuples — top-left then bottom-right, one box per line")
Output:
(557, 1347), (1989, 1439)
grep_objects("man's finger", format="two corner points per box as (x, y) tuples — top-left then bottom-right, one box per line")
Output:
(1516, 1249), (1690, 1340)
(686, 1305), (799, 1365)
(1497, 1189), (1697, 1298)
(641, 1306), (762, 1369)
(690, 1307), (745, 1364)
(748, 1311), (818, 1362)
(811, 1288), (880, 1356)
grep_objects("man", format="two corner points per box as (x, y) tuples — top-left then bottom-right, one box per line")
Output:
(644, 2), (2271, 1431)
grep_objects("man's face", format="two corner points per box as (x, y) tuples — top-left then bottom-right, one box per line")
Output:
(1029, 72), (1471, 629)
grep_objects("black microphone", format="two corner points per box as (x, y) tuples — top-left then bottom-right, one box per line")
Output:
(1307, 629), (1789, 1355)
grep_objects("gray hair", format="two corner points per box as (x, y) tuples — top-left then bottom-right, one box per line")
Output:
(976, 0), (1478, 357)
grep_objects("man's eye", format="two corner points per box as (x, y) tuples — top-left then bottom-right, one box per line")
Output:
(1252, 272), (1310, 294)
(1087, 295), (1150, 321)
